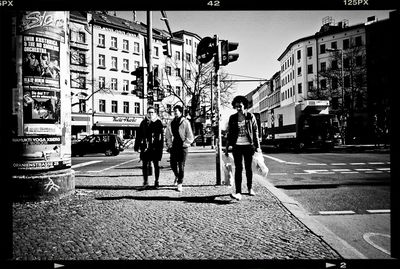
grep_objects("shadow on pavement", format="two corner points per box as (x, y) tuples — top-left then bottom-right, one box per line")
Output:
(76, 184), (218, 190)
(95, 194), (233, 205)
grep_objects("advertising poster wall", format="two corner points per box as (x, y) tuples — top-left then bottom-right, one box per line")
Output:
(12, 11), (71, 173)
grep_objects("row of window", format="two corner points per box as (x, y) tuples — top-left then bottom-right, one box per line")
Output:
(98, 34), (141, 54)
(98, 54), (140, 71)
(98, 100), (142, 114)
(281, 35), (363, 72)
(260, 91), (280, 110)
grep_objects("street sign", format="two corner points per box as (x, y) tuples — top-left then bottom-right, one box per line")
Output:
(196, 36), (217, 64)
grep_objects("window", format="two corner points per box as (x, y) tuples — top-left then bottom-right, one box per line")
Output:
(78, 32), (85, 43)
(356, 55), (362, 66)
(123, 102), (129, 113)
(133, 42), (140, 54)
(99, 76), (105, 89)
(307, 64), (313, 74)
(189, 39), (192, 46)
(320, 44), (326, 54)
(298, 83), (302, 94)
(79, 99), (86, 113)
(343, 39), (350, 50)
(332, 77), (338, 90)
(134, 102), (140, 114)
(99, 100), (106, 112)
(111, 37), (117, 49)
(176, 86), (181, 97)
(99, 54), (105, 67)
(175, 68), (181, 77)
(111, 101), (118, 113)
(98, 34), (105, 47)
(308, 81), (314, 91)
(167, 104), (172, 114)
(320, 62), (326, 72)
(123, 80), (129, 92)
(356, 74), (363, 87)
(343, 58), (350, 69)
(307, 47), (312, 57)
(166, 66), (172, 76)
(186, 69), (191, 79)
(123, 59), (129, 71)
(331, 59), (338, 70)
(344, 75), (350, 87)
(123, 40), (129, 51)
(154, 46), (159, 57)
(355, 36), (362, 47)
(331, 97), (339, 110)
(331, 41), (337, 49)
(297, 50), (301, 61)
(186, 53), (191, 62)
(111, 78), (117, 90)
(111, 57), (118, 70)
(154, 103), (160, 114)
(175, 51), (181, 61)
(321, 79), (327, 90)
(134, 61), (140, 70)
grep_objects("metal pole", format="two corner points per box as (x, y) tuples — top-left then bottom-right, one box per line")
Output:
(341, 49), (345, 145)
(214, 35), (222, 185)
(210, 71), (214, 149)
(147, 11), (153, 109)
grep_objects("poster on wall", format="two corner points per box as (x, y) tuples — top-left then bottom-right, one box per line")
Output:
(23, 87), (61, 124)
(22, 35), (60, 88)
(11, 136), (71, 171)
(18, 11), (66, 43)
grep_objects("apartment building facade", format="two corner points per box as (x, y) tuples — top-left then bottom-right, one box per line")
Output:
(69, 11), (201, 139)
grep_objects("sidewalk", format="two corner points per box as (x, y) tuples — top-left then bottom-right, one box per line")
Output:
(12, 153), (342, 261)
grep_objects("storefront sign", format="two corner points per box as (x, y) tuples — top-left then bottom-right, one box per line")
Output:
(113, 116), (140, 123)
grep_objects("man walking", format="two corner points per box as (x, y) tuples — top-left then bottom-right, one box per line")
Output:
(165, 105), (194, 192)
(134, 106), (164, 188)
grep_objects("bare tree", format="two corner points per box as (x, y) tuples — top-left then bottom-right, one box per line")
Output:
(158, 58), (236, 133)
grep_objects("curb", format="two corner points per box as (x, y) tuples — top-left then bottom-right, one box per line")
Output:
(255, 174), (368, 259)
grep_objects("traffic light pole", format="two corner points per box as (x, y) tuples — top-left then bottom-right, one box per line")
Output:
(214, 35), (223, 186)
(146, 11), (153, 108)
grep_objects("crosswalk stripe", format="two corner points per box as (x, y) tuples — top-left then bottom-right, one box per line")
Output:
(319, 210), (355, 215)
(366, 209), (390, 214)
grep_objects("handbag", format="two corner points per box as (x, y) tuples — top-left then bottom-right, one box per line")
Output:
(252, 152), (269, 178)
(222, 153), (234, 186)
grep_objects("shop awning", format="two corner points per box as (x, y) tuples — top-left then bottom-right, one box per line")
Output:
(93, 122), (140, 128)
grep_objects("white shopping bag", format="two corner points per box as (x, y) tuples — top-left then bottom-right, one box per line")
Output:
(252, 152), (269, 178)
(222, 153), (234, 186)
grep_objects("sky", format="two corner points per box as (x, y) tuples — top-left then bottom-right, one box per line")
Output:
(116, 10), (393, 123)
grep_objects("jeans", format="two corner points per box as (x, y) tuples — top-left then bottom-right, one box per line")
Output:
(170, 147), (188, 184)
(232, 145), (254, 194)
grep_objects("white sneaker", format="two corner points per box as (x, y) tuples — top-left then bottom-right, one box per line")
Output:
(230, 193), (242, 200)
(249, 189), (256, 196)
(177, 184), (183, 192)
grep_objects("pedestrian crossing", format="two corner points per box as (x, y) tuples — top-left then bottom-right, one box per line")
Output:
(270, 167), (390, 176)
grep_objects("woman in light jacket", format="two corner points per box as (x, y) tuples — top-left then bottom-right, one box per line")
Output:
(165, 105), (194, 192)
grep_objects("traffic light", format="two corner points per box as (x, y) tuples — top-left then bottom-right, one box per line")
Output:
(131, 67), (144, 97)
(162, 38), (172, 57)
(220, 40), (239, 66)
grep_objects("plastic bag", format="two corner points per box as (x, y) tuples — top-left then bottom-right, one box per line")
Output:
(222, 153), (234, 186)
(252, 152), (269, 178)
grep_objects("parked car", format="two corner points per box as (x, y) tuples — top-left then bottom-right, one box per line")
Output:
(72, 134), (124, 157)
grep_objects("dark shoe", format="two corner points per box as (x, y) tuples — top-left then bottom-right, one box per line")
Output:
(154, 181), (159, 188)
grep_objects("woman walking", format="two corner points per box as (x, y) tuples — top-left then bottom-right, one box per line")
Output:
(165, 105), (194, 192)
(134, 106), (164, 188)
(225, 95), (261, 200)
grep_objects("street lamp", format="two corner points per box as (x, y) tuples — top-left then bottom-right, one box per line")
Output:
(326, 48), (345, 144)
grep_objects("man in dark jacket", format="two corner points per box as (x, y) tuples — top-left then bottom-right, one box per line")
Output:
(225, 95), (261, 201)
(134, 106), (164, 188)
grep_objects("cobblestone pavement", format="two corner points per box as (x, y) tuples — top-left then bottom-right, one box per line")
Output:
(12, 152), (342, 261)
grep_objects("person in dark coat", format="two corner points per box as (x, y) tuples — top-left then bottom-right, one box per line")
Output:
(134, 106), (164, 188)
